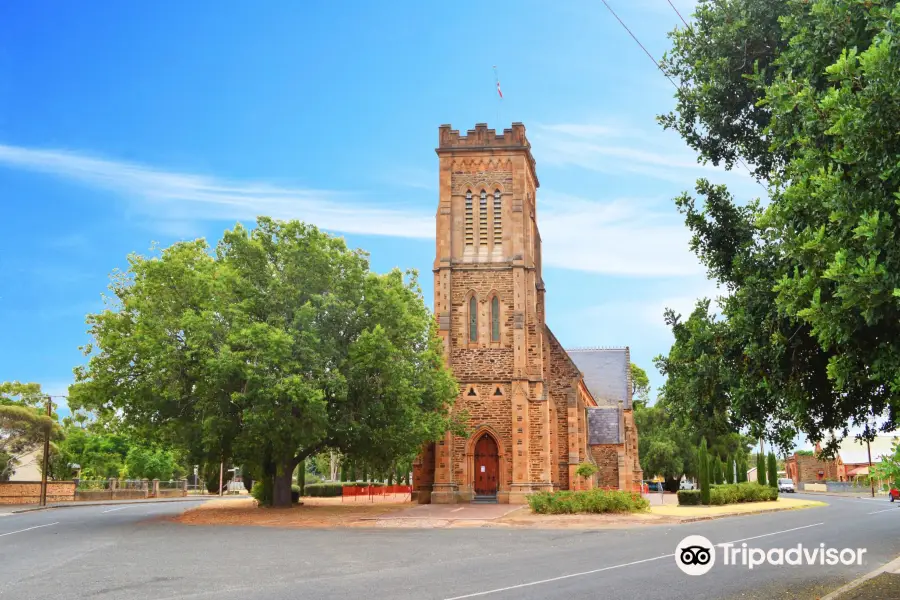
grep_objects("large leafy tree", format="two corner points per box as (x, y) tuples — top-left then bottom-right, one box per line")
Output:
(656, 0), (900, 453)
(630, 364), (651, 409)
(0, 382), (62, 480)
(71, 218), (458, 507)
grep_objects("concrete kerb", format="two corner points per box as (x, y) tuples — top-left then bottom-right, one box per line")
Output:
(4, 496), (235, 514)
(820, 554), (900, 600)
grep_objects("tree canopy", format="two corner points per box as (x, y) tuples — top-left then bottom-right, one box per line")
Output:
(0, 382), (61, 480)
(70, 218), (459, 506)
(656, 0), (900, 453)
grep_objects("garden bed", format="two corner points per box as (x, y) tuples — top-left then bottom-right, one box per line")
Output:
(527, 489), (650, 514)
(677, 482), (778, 506)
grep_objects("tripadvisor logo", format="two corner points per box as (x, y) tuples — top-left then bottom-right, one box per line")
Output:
(675, 535), (867, 575)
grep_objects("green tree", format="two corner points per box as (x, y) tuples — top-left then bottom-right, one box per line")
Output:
(633, 397), (697, 490)
(698, 439), (710, 505)
(630, 364), (651, 409)
(656, 0), (900, 453)
(124, 446), (178, 480)
(767, 452), (778, 490)
(0, 382), (63, 480)
(71, 218), (459, 507)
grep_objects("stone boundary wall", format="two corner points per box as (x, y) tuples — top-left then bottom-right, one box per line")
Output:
(74, 489), (148, 501)
(0, 481), (76, 504)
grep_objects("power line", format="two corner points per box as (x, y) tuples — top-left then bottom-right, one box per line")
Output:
(598, 0), (680, 89)
(598, 0), (766, 190)
(666, 0), (690, 28)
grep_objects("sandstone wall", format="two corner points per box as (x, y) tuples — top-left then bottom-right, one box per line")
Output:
(0, 481), (75, 504)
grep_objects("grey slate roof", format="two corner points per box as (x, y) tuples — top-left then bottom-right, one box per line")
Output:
(588, 407), (620, 444)
(567, 347), (631, 409)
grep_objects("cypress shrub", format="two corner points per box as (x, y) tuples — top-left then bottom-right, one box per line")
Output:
(756, 453), (767, 487)
(713, 457), (724, 485)
(767, 452), (778, 489)
(699, 439), (711, 505)
(724, 455), (734, 484)
(738, 451), (748, 483)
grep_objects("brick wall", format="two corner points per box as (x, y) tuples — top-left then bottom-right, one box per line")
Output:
(591, 446), (620, 489)
(622, 410), (642, 489)
(0, 481), (76, 504)
(788, 454), (840, 483)
(412, 442), (436, 499)
(546, 329), (580, 490)
(450, 270), (514, 354)
(450, 383), (513, 490)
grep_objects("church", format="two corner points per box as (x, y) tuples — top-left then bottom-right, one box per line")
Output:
(412, 123), (642, 504)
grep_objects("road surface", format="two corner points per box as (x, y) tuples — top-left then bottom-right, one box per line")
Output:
(2, 493), (899, 599)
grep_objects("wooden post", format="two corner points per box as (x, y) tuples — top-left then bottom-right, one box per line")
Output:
(39, 397), (52, 506)
(219, 461), (224, 496)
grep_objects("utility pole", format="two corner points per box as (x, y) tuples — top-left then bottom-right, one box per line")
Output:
(866, 422), (875, 498)
(218, 461), (224, 496)
(39, 397), (52, 507)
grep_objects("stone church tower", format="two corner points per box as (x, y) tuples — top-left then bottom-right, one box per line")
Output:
(412, 123), (641, 504)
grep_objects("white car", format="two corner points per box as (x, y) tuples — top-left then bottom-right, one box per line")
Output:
(679, 479), (696, 490)
(778, 478), (795, 493)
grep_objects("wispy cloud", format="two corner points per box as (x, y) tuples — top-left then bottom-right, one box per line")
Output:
(583, 277), (724, 331)
(0, 144), (434, 239)
(0, 142), (707, 277)
(540, 192), (703, 276)
(531, 121), (763, 195)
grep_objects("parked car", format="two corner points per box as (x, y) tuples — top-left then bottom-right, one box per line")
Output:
(889, 487), (899, 502)
(647, 481), (665, 492)
(679, 479), (696, 490)
(778, 478), (796, 493)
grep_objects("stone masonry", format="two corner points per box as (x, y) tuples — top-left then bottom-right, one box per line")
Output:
(413, 123), (641, 504)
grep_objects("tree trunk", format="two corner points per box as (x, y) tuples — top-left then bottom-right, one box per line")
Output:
(273, 461), (295, 508)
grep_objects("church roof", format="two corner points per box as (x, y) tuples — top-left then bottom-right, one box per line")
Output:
(588, 407), (620, 445)
(567, 347), (631, 409)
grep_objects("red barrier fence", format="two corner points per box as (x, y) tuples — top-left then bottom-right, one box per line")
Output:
(341, 485), (413, 502)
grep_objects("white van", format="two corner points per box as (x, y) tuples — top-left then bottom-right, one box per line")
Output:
(778, 478), (795, 493)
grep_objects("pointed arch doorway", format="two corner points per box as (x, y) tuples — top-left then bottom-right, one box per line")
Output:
(473, 433), (500, 497)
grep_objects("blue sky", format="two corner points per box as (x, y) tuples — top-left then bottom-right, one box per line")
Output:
(1, 1), (763, 418)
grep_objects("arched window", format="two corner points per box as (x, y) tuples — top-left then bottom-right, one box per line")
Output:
(469, 296), (478, 342)
(464, 191), (473, 246)
(479, 190), (488, 246)
(493, 190), (502, 246)
(491, 296), (500, 342)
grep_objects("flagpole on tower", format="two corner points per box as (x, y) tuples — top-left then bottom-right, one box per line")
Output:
(493, 65), (503, 127)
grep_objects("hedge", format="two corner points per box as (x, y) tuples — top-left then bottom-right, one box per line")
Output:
(527, 489), (649, 514)
(679, 482), (778, 506)
(677, 489), (702, 505)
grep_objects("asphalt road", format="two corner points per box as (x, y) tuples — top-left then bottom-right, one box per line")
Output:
(2, 493), (899, 600)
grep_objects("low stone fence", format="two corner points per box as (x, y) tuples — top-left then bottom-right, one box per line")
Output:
(75, 478), (188, 500)
(800, 482), (827, 492)
(0, 481), (76, 504)
(75, 489), (149, 501)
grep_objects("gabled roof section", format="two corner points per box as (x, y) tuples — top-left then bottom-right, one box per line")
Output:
(588, 407), (620, 444)
(566, 347), (631, 409)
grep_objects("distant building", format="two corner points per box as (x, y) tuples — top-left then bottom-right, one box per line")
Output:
(785, 434), (899, 484)
(8, 447), (42, 481)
